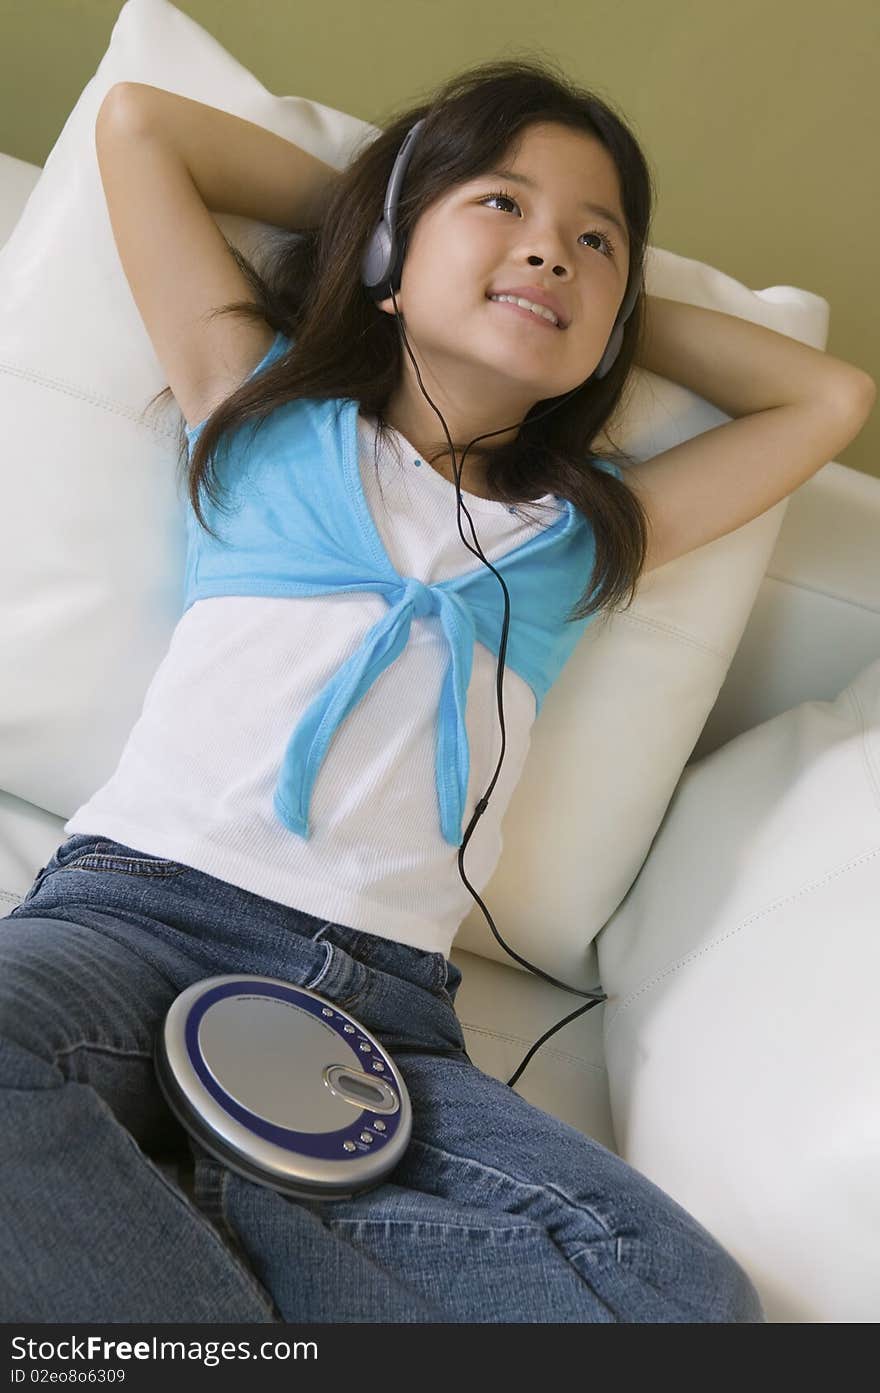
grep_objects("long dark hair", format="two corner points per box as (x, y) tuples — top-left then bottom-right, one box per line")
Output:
(144, 58), (655, 622)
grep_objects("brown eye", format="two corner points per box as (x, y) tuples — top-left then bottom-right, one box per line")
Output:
(480, 190), (617, 258)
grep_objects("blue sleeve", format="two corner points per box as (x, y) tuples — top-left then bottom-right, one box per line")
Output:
(593, 457), (624, 481)
(184, 329), (292, 453)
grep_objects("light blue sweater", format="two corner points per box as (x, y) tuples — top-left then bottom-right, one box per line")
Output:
(182, 331), (622, 846)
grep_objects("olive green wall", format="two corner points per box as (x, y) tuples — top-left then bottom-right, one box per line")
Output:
(2, 0), (877, 473)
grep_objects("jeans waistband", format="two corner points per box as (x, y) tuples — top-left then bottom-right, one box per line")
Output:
(48, 833), (462, 1001)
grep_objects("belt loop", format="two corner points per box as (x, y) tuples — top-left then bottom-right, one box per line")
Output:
(435, 953), (450, 992)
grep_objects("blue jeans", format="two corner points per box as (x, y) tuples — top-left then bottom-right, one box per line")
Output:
(0, 832), (765, 1323)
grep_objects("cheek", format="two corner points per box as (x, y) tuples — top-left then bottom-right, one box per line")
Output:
(398, 223), (513, 331)
(400, 265), (473, 324)
(406, 225), (496, 297)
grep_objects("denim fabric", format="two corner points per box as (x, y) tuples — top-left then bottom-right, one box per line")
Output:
(0, 832), (765, 1323)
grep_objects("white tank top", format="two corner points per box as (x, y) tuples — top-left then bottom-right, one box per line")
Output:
(64, 412), (562, 957)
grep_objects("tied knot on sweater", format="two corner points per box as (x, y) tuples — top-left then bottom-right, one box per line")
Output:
(400, 575), (439, 620)
(273, 568), (476, 847)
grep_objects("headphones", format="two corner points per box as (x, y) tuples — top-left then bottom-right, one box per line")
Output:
(361, 117), (642, 1089)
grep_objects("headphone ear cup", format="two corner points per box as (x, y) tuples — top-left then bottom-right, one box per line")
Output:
(362, 117), (426, 303)
(361, 218), (395, 302)
(592, 320), (624, 379)
(592, 271), (643, 378)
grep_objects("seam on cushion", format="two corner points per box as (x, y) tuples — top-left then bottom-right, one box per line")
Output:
(763, 568), (880, 618)
(0, 361), (181, 442)
(459, 1022), (607, 1074)
(603, 841), (880, 1035)
(610, 603), (730, 659)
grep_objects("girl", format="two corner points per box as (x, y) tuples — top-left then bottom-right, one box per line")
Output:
(4, 56), (824, 1323)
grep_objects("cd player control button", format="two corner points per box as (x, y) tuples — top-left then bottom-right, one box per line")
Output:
(359, 1042), (371, 1052)
(373, 1120), (386, 1131)
(321, 1007), (334, 1016)
(360, 1132), (375, 1143)
(371, 1060), (385, 1071)
(343, 1141), (357, 1152)
(343, 1024), (356, 1033)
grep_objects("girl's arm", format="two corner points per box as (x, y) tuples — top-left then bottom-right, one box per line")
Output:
(94, 84), (342, 430)
(99, 82), (343, 228)
(622, 296), (875, 574)
(634, 294), (874, 415)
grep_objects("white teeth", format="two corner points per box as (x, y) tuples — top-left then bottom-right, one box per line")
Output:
(489, 294), (560, 327)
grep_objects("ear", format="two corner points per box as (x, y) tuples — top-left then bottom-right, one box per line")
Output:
(374, 294), (401, 317)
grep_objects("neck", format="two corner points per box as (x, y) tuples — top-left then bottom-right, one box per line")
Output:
(380, 416), (504, 501)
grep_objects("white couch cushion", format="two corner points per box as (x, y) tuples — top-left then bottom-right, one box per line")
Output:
(598, 654), (880, 1322)
(0, 0), (831, 985)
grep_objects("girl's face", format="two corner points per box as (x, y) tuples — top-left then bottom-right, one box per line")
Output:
(378, 121), (631, 423)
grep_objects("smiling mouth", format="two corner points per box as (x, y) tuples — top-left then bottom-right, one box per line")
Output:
(486, 295), (565, 331)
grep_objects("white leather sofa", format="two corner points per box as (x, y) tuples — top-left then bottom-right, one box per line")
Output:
(2, 0), (878, 1326)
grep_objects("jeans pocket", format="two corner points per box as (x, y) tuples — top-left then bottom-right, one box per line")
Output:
(52, 834), (112, 868)
(53, 836), (186, 878)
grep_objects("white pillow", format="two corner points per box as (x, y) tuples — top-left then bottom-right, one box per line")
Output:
(597, 654), (880, 1323)
(0, 0), (831, 982)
